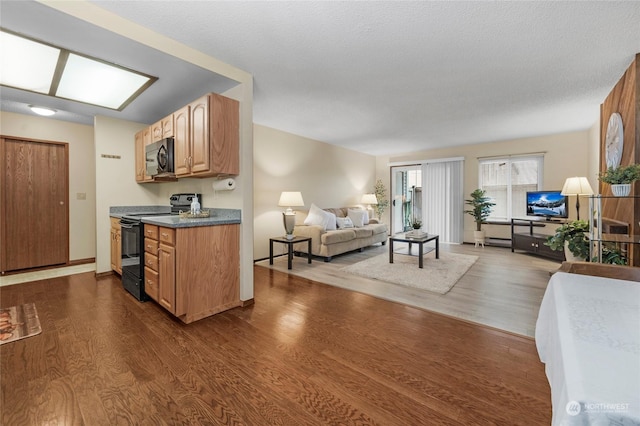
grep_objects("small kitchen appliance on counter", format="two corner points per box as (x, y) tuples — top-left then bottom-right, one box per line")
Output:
(120, 193), (201, 301)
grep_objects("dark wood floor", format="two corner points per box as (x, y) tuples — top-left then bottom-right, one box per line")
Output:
(1, 267), (551, 425)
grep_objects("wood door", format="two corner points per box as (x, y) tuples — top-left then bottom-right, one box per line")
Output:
(1, 137), (69, 273)
(173, 105), (190, 176)
(189, 94), (210, 174)
(158, 242), (176, 313)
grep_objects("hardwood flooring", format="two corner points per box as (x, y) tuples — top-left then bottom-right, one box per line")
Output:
(259, 242), (561, 337)
(1, 268), (552, 425)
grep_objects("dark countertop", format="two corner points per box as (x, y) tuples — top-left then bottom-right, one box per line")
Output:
(110, 206), (241, 228)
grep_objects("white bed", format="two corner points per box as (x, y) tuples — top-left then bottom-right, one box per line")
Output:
(536, 271), (640, 426)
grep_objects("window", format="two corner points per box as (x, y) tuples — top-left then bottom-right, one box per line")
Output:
(479, 155), (543, 221)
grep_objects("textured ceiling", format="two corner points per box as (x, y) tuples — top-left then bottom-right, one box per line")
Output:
(3, 1), (640, 156)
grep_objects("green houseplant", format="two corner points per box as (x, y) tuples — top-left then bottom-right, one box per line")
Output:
(598, 164), (640, 184)
(598, 164), (640, 196)
(464, 189), (495, 245)
(372, 179), (390, 219)
(545, 219), (590, 261)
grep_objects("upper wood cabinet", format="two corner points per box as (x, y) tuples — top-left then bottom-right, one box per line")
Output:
(135, 93), (238, 182)
(176, 93), (239, 178)
(173, 104), (190, 176)
(135, 127), (153, 183)
(152, 114), (174, 141)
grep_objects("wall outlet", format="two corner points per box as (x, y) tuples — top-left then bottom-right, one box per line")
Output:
(76, 192), (86, 200)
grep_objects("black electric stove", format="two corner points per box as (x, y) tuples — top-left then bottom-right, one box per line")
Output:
(120, 194), (201, 301)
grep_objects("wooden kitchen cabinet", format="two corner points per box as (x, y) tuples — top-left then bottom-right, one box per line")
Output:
(143, 223), (240, 323)
(175, 93), (239, 178)
(143, 225), (160, 301)
(173, 104), (190, 176)
(151, 114), (174, 141)
(110, 217), (122, 274)
(135, 126), (154, 183)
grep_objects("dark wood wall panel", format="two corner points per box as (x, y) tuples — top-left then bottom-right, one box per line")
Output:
(599, 54), (639, 265)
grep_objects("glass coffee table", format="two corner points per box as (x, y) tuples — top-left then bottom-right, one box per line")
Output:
(389, 232), (439, 269)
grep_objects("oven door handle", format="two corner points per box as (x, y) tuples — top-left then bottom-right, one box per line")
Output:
(120, 222), (137, 229)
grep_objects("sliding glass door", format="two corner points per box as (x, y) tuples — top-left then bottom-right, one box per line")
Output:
(391, 165), (422, 234)
(390, 159), (464, 243)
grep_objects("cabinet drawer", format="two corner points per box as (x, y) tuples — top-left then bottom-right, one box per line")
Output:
(144, 267), (159, 301)
(158, 227), (175, 245)
(144, 237), (158, 254)
(145, 252), (158, 271)
(144, 225), (159, 240)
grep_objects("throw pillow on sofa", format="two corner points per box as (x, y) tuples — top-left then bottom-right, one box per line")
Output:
(347, 208), (368, 228)
(336, 216), (354, 229)
(304, 203), (337, 231)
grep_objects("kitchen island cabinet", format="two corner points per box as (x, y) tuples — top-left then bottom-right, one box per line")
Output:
(143, 222), (240, 323)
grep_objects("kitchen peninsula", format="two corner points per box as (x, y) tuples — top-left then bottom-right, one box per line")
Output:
(112, 207), (241, 324)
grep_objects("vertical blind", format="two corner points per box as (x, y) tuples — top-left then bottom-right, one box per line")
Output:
(422, 160), (464, 243)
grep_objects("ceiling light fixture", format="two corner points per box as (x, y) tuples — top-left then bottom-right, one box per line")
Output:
(29, 105), (56, 116)
(0, 28), (157, 111)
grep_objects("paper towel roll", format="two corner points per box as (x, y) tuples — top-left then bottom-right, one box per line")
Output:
(212, 178), (236, 191)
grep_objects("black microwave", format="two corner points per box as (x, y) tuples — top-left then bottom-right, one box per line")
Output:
(145, 137), (174, 176)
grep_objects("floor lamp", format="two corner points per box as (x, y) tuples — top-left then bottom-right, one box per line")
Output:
(561, 177), (594, 220)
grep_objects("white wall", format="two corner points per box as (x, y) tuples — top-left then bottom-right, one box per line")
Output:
(253, 124), (377, 260)
(1, 111), (96, 262)
(376, 130), (593, 242)
(46, 1), (255, 302)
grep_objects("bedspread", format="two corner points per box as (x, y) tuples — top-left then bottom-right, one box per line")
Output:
(535, 272), (640, 426)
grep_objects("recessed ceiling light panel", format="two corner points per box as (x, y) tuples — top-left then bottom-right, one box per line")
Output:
(0, 31), (60, 93)
(0, 28), (157, 111)
(57, 54), (153, 110)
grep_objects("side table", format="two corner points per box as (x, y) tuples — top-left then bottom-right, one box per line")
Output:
(269, 236), (312, 270)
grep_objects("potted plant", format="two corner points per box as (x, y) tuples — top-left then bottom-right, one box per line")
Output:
(412, 219), (422, 230)
(373, 179), (390, 220)
(464, 189), (495, 246)
(544, 219), (590, 261)
(598, 164), (640, 196)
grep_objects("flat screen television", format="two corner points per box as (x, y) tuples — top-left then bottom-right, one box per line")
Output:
(526, 190), (568, 220)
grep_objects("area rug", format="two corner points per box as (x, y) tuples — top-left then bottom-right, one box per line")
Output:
(341, 252), (478, 294)
(0, 302), (42, 345)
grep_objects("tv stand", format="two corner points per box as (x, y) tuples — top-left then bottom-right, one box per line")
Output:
(511, 218), (564, 261)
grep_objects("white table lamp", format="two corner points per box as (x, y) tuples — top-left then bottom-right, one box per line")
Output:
(361, 193), (378, 218)
(278, 191), (305, 240)
(561, 177), (593, 220)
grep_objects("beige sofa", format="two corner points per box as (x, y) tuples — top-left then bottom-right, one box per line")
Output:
(293, 207), (388, 261)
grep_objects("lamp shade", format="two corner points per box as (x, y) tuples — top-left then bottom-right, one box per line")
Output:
(361, 193), (378, 205)
(278, 191), (304, 207)
(561, 177), (594, 196)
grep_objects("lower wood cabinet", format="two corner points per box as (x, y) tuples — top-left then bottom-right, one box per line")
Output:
(110, 217), (122, 274)
(143, 223), (240, 323)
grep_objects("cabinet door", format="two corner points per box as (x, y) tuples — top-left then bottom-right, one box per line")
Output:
(512, 234), (535, 252)
(151, 121), (163, 141)
(134, 129), (145, 182)
(110, 227), (117, 271)
(189, 94), (210, 174)
(162, 114), (174, 138)
(115, 227), (122, 274)
(158, 242), (176, 313)
(174, 105), (190, 176)
(210, 93), (240, 175)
